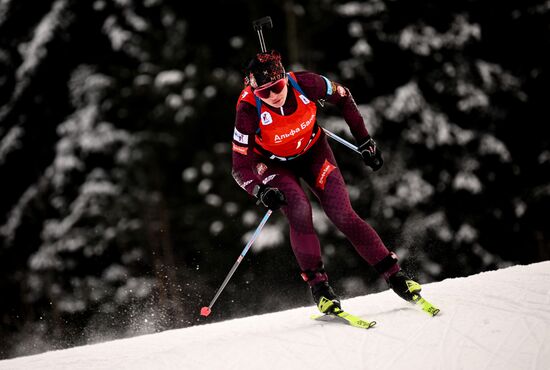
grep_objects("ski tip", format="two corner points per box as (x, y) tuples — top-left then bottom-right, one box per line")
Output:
(200, 306), (212, 317)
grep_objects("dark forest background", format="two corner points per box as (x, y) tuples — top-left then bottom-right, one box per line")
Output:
(1, 0), (549, 359)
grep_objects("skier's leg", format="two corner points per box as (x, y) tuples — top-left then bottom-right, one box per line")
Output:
(257, 162), (326, 284)
(302, 139), (425, 302)
(258, 161), (340, 310)
(304, 138), (401, 280)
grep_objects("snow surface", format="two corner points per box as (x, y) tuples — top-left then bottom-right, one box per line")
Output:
(2, 261), (549, 370)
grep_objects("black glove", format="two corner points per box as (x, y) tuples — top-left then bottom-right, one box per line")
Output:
(358, 136), (383, 171)
(253, 184), (287, 211)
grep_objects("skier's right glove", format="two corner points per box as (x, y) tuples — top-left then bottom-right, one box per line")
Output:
(253, 184), (287, 211)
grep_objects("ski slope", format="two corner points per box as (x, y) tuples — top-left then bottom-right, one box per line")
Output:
(2, 261), (549, 370)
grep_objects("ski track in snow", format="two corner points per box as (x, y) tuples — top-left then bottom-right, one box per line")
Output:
(1, 261), (550, 370)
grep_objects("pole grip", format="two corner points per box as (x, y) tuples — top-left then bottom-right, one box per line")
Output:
(253, 16), (273, 31)
(253, 16), (273, 53)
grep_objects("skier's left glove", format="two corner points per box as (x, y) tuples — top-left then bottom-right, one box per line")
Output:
(358, 136), (383, 171)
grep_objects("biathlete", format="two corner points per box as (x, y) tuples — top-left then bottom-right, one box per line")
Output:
(231, 50), (422, 313)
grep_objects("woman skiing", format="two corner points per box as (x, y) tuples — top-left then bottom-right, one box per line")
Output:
(231, 50), (421, 314)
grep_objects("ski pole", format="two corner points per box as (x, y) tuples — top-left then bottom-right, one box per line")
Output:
(200, 209), (273, 317)
(323, 128), (361, 155)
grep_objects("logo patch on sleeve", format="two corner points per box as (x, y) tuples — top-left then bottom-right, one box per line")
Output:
(336, 85), (347, 97)
(316, 159), (336, 190)
(233, 128), (248, 144)
(232, 143), (248, 155)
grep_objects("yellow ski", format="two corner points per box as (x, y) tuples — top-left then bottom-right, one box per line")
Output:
(311, 307), (376, 329)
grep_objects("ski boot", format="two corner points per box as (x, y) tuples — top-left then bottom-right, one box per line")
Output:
(388, 270), (441, 316)
(311, 281), (341, 314)
(388, 270), (422, 303)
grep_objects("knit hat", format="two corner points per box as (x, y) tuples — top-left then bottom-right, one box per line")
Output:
(244, 50), (286, 88)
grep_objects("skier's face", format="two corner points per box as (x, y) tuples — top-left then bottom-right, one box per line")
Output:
(255, 77), (288, 108)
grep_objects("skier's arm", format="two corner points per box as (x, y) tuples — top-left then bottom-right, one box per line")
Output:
(232, 101), (288, 207)
(295, 71), (383, 170)
(294, 71), (370, 144)
(231, 102), (262, 196)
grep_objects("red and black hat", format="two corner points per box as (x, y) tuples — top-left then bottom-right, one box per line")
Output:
(244, 50), (286, 89)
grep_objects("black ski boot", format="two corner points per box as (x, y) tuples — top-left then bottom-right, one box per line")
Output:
(311, 281), (341, 313)
(388, 271), (422, 302)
